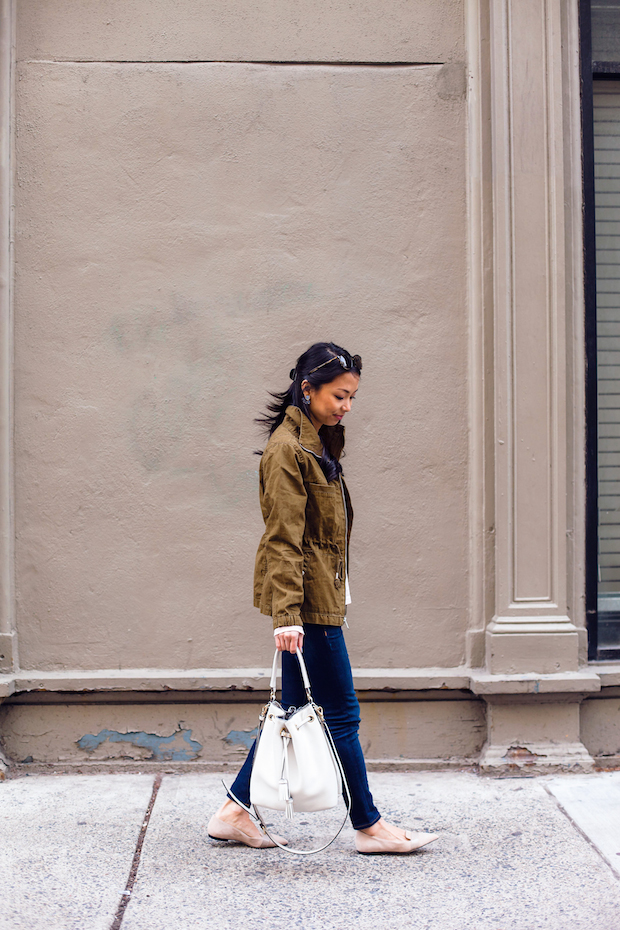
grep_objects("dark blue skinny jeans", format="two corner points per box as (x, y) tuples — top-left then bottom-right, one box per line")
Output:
(229, 623), (381, 831)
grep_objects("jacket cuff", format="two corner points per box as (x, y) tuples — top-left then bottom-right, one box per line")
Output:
(273, 625), (304, 636)
(272, 615), (302, 630)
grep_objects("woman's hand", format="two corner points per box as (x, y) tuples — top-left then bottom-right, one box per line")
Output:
(274, 630), (304, 654)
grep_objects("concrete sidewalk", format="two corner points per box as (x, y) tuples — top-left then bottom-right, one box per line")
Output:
(1, 770), (620, 930)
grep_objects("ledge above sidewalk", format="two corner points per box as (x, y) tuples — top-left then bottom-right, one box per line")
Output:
(469, 668), (602, 695)
(0, 666), (472, 696)
(591, 663), (620, 687)
(0, 665), (615, 698)
(0, 676), (15, 699)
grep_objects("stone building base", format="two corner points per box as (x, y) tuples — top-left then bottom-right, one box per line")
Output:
(479, 742), (594, 775)
(1, 666), (619, 774)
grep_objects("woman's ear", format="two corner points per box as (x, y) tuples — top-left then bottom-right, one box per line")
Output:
(300, 379), (311, 397)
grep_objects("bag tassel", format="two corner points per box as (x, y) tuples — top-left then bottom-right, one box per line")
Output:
(279, 777), (295, 820)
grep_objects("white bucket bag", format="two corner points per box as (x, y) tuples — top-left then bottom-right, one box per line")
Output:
(241, 648), (351, 855)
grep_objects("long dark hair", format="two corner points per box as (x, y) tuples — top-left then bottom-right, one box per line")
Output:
(256, 342), (362, 482)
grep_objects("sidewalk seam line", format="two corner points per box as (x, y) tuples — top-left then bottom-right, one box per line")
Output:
(543, 784), (620, 882)
(110, 773), (163, 930)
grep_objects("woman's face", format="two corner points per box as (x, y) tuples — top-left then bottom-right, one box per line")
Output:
(303, 372), (360, 431)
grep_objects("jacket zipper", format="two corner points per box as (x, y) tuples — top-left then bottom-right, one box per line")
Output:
(299, 444), (321, 461)
(299, 442), (349, 625)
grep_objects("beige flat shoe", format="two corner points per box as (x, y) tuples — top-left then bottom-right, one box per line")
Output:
(355, 829), (439, 855)
(207, 814), (288, 849)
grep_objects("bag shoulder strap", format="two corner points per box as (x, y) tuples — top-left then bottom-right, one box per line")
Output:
(230, 646), (352, 855)
(251, 704), (352, 856)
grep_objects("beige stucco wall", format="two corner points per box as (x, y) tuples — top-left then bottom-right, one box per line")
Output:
(13, 1), (468, 673)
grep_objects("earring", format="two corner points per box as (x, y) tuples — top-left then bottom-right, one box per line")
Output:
(303, 395), (310, 405)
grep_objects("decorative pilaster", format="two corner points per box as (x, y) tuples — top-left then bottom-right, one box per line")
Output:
(466, 0), (594, 771)
(486, 0), (579, 675)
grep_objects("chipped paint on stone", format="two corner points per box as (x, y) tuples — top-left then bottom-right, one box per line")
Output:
(223, 728), (258, 751)
(76, 727), (202, 761)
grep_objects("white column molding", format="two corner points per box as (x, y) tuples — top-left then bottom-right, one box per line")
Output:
(465, 0), (495, 669)
(485, 0), (580, 674)
(562, 0), (588, 657)
(0, 0), (15, 672)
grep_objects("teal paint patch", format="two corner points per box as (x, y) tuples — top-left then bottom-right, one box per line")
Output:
(223, 728), (258, 751)
(76, 727), (202, 761)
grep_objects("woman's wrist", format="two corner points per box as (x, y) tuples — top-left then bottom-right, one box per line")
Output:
(273, 625), (304, 636)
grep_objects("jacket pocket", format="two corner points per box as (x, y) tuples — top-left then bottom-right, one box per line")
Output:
(305, 482), (345, 546)
(302, 543), (343, 615)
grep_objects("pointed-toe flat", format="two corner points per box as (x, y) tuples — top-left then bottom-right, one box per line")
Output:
(355, 829), (439, 855)
(207, 814), (288, 849)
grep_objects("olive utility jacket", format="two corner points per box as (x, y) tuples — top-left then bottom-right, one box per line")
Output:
(253, 405), (353, 630)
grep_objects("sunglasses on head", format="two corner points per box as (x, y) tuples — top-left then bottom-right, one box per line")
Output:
(307, 353), (363, 376)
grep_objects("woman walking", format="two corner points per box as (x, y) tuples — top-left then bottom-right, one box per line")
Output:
(208, 342), (438, 854)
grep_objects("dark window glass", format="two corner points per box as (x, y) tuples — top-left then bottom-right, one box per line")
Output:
(584, 0), (620, 656)
(595, 82), (620, 655)
(593, 1), (620, 65)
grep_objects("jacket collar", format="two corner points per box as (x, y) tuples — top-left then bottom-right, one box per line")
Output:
(283, 405), (345, 460)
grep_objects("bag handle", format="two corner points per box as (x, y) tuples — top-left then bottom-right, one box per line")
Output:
(269, 647), (312, 703)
